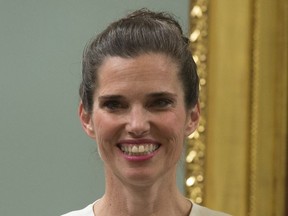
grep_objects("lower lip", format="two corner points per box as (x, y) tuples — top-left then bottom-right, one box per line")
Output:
(119, 148), (159, 162)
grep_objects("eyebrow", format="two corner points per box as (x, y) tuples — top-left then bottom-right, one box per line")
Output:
(146, 92), (177, 98)
(98, 95), (124, 101)
(97, 91), (177, 101)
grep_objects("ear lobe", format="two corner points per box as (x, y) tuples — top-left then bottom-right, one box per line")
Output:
(78, 101), (95, 138)
(185, 102), (200, 136)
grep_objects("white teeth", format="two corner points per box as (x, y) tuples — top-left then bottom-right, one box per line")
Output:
(120, 144), (159, 155)
(138, 145), (144, 153)
(132, 146), (138, 153)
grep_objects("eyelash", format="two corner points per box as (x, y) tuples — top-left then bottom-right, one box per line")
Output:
(102, 100), (126, 111)
(100, 98), (174, 112)
(149, 98), (174, 109)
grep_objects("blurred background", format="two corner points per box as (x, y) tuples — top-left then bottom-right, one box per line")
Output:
(0, 1), (189, 215)
(1, 0), (287, 216)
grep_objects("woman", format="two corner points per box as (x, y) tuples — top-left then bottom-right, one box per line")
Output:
(63, 9), (230, 216)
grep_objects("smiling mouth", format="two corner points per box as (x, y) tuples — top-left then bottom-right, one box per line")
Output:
(118, 144), (160, 156)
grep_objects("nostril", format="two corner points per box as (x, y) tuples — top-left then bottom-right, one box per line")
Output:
(127, 128), (149, 138)
(126, 107), (150, 136)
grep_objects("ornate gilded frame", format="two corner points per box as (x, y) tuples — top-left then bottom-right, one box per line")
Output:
(185, 0), (208, 205)
(186, 0), (287, 215)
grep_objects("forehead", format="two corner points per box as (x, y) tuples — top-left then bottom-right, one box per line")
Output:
(97, 53), (180, 87)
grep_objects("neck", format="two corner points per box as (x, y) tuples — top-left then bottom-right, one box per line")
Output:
(94, 167), (191, 216)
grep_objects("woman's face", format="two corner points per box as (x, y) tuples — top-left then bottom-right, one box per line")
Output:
(79, 53), (199, 186)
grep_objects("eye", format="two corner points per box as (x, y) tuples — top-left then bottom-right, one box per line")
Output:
(101, 100), (127, 111)
(149, 98), (174, 109)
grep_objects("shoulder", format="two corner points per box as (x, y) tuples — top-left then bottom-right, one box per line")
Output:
(61, 203), (94, 216)
(190, 203), (231, 216)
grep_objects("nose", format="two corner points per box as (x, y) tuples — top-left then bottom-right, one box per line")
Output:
(125, 105), (150, 137)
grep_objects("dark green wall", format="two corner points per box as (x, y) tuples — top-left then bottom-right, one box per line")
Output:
(0, 1), (189, 215)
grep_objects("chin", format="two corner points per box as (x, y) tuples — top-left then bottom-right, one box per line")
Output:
(121, 169), (161, 186)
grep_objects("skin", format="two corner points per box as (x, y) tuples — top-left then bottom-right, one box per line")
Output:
(79, 53), (200, 216)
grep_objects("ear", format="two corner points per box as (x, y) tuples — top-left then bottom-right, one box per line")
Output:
(78, 101), (95, 138)
(185, 102), (200, 136)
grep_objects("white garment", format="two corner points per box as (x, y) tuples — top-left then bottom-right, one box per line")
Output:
(62, 200), (231, 216)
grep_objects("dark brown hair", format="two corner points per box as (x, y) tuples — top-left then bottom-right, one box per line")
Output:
(80, 8), (199, 113)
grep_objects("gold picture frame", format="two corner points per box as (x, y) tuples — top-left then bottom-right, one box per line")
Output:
(185, 0), (209, 205)
(186, 0), (288, 215)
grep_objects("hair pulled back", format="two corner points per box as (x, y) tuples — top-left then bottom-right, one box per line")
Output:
(80, 8), (199, 113)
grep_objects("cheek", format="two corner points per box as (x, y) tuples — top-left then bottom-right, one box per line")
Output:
(92, 114), (121, 157)
(158, 110), (187, 132)
(93, 122), (116, 162)
(93, 114), (119, 139)
(156, 112), (187, 146)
